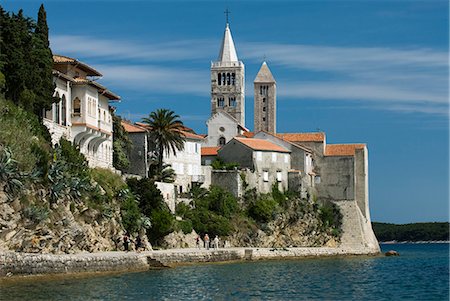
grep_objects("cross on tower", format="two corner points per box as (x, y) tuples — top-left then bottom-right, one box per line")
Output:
(224, 8), (231, 24)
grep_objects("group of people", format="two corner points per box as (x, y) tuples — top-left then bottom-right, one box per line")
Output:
(122, 233), (145, 252)
(196, 234), (220, 250)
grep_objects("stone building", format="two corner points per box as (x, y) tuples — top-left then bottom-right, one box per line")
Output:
(200, 20), (379, 252)
(122, 121), (204, 194)
(254, 62), (277, 134)
(218, 137), (291, 193)
(44, 55), (120, 169)
(210, 22), (246, 129)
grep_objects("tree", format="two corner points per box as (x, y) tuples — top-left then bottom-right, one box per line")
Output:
(112, 114), (131, 170)
(0, 6), (55, 117)
(141, 109), (186, 172)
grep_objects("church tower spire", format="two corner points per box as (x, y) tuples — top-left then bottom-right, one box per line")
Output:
(254, 61), (276, 134)
(210, 19), (245, 125)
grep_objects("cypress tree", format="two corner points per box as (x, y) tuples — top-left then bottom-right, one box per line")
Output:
(30, 3), (54, 117)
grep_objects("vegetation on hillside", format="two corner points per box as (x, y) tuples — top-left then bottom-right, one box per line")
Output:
(372, 222), (449, 242)
(0, 4), (55, 117)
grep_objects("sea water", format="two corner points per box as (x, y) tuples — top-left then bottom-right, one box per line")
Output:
(0, 243), (448, 300)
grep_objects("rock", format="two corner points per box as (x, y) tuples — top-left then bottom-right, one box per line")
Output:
(385, 250), (399, 256)
(162, 230), (199, 249)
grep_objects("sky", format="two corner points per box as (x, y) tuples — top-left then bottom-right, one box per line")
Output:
(3, 0), (449, 224)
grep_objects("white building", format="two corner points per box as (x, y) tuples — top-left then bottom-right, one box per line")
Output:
(43, 55), (120, 169)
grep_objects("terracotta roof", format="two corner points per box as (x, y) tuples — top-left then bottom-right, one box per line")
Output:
(325, 144), (366, 156)
(242, 131), (254, 138)
(276, 132), (325, 142)
(53, 54), (76, 63)
(201, 147), (220, 156)
(181, 130), (204, 140)
(72, 78), (120, 101)
(121, 121), (147, 133)
(234, 137), (290, 153)
(53, 54), (103, 77)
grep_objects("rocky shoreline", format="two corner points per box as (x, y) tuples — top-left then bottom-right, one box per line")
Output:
(0, 246), (380, 279)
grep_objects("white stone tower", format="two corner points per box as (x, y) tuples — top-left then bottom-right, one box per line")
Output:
(210, 23), (245, 125)
(254, 61), (276, 133)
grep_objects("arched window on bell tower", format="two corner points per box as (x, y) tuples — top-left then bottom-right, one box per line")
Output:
(218, 137), (226, 146)
(218, 73), (222, 86)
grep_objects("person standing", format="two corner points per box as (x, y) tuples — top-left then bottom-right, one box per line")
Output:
(123, 233), (130, 252)
(213, 235), (219, 250)
(204, 234), (210, 250)
(196, 235), (201, 249)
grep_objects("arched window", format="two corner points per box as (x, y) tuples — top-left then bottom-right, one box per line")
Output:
(73, 97), (81, 115)
(218, 97), (225, 107)
(226, 73), (231, 85)
(54, 92), (60, 124)
(61, 95), (67, 125)
(218, 73), (221, 86)
(218, 137), (226, 146)
(222, 73), (226, 85)
(231, 73), (236, 85)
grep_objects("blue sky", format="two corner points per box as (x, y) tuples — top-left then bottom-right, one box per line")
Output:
(3, 0), (449, 223)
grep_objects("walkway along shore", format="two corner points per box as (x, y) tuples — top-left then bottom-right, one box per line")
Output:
(0, 246), (380, 279)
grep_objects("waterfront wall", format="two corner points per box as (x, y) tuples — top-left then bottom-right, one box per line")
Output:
(0, 246), (380, 278)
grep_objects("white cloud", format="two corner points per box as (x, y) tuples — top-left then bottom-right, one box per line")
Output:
(50, 34), (448, 115)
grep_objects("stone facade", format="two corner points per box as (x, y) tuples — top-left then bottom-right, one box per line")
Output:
(210, 23), (245, 126)
(254, 62), (277, 134)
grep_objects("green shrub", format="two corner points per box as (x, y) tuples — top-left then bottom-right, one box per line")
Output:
(148, 208), (174, 244)
(0, 99), (51, 173)
(23, 205), (49, 223)
(91, 168), (126, 198)
(176, 219), (193, 234)
(319, 201), (343, 231)
(211, 158), (239, 170)
(248, 195), (278, 223)
(206, 186), (238, 218)
(271, 183), (287, 206)
(0, 146), (24, 199)
(175, 202), (191, 218)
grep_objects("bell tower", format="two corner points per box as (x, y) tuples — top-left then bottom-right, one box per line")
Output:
(254, 61), (276, 133)
(210, 21), (245, 125)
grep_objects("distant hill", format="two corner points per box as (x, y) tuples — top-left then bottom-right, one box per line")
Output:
(372, 222), (449, 242)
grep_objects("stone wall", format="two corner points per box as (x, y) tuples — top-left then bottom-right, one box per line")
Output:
(211, 170), (243, 198)
(0, 252), (149, 277)
(315, 156), (355, 201)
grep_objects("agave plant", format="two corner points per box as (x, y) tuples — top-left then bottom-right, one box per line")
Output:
(0, 146), (24, 199)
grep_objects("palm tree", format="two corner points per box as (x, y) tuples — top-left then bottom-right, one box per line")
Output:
(141, 109), (186, 172)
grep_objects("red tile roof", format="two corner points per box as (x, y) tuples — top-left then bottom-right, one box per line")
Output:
(276, 132), (325, 142)
(181, 130), (204, 140)
(242, 131), (254, 138)
(121, 121), (147, 133)
(325, 144), (366, 156)
(235, 137), (290, 153)
(201, 147), (220, 156)
(53, 54), (103, 77)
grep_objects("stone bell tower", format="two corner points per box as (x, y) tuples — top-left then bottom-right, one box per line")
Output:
(254, 61), (276, 133)
(210, 22), (245, 125)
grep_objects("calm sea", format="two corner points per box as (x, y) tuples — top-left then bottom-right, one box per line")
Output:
(1, 243), (448, 300)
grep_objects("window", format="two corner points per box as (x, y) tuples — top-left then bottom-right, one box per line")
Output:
(276, 171), (282, 182)
(219, 126), (225, 132)
(263, 171), (269, 182)
(218, 73), (222, 86)
(219, 137), (226, 146)
(227, 73), (231, 85)
(263, 98), (266, 103)
(61, 95), (67, 125)
(272, 153), (277, 162)
(205, 159), (212, 165)
(229, 97), (236, 107)
(218, 98), (225, 107)
(284, 154), (289, 164)
(222, 73), (226, 85)
(55, 101), (60, 124)
(256, 151), (262, 161)
(314, 175), (321, 184)
(263, 107), (266, 111)
(231, 73), (236, 85)
(73, 97), (81, 115)
(262, 117), (266, 121)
